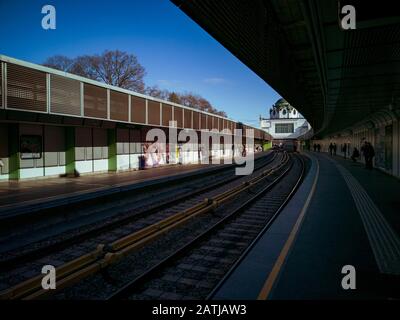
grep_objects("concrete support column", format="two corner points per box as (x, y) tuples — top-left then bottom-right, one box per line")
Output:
(65, 127), (76, 176)
(8, 124), (20, 180)
(108, 128), (117, 172)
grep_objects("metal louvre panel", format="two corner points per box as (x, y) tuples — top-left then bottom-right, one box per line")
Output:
(184, 109), (192, 129)
(84, 84), (107, 119)
(129, 129), (142, 153)
(162, 103), (172, 127)
(174, 106), (183, 128)
(110, 90), (129, 122)
(201, 113), (207, 130)
(44, 126), (65, 167)
(193, 111), (199, 130)
(7, 63), (47, 112)
(75, 127), (92, 147)
(75, 127), (92, 161)
(131, 96), (146, 124)
(117, 128), (129, 155)
(207, 115), (212, 130)
(147, 100), (160, 125)
(50, 74), (81, 116)
(93, 128), (107, 159)
(130, 128), (141, 141)
(227, 120), (231, 131)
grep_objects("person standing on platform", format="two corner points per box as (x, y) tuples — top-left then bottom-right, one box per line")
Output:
(313, 143), (317, 152)
(329, 143), (334, 156)
(333, 143), (337, 156)
(361, 141), (367, 165)
(317, 144), (321, 152)
(364, 142), (375, 170)
(342, 143), (347, 159)
(368, 143), (375, 169)
(351, 147), (360, 162)
(177, 145), (183, 165)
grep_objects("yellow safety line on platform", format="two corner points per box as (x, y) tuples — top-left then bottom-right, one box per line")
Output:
(257, 155), (320, 300)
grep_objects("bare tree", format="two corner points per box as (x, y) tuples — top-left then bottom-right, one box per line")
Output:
(43, 51), (227, 116)
(43, 55), (74, 72)
(145, 85), (169, 100)
(168, 92), (181, 104)
(88, 50), (146, 92)
(43, 50), (146, 93)
(69, 55), (99, 80)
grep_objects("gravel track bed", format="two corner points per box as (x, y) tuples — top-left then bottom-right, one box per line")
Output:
(46, 154), (304, 300)
(0, 154), (277, 291)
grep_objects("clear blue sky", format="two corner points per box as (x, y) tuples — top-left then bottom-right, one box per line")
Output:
(0, 0), (281, 127)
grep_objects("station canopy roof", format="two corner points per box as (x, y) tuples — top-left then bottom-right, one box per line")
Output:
(172, 0), (400, 137)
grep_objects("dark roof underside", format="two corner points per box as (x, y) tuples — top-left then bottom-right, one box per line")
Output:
(172, 0), (400, 137)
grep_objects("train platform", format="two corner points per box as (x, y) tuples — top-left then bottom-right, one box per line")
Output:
(0, 164), (213, 219)
(212, 151), (400, 300)
(0, 152), (269, 219)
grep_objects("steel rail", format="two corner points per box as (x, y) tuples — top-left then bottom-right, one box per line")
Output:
(106, 153), (296, 300)
(206, 155), (306, 299)
(0, 152), (275, 271)
(0, 153), (284, 300)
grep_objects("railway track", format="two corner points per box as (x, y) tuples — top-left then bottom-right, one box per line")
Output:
(0, 152), (275, 270)
(105, 153), (305, 300)
(0, 151), (289, 299)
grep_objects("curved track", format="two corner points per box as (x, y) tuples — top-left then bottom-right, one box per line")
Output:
(0, 152), (289, 299)
(105, 153), (306, 300)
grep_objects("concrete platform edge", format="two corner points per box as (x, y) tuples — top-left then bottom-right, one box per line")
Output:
(211, 153), (318, 299)
(0, 163), (234, 220)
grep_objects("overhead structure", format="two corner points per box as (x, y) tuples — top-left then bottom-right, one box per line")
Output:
(171, 0), (400, 137)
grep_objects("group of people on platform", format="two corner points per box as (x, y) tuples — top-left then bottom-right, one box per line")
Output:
(312, 143), (321, 152)
(313, 140), (375, 170)
(360, 141), (375, 170)
(328, 142), (337, 156)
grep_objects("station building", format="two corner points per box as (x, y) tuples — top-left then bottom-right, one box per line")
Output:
(260, 98), (311, 140)
(0, 55), (270, 181)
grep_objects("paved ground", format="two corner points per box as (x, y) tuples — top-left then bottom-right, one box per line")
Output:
(213, 151), (400, 300)
(271, 153), (379, 299)
(0, 163), (212, 207)
(330, 153), (400, 237)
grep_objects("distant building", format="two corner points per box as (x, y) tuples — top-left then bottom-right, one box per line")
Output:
(260, 98), (311, 140)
